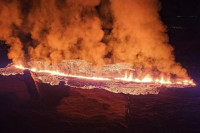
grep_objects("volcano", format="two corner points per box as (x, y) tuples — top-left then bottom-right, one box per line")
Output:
(0, 0), (200, 133)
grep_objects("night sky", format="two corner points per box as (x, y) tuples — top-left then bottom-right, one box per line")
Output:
(161, 0), (200, 84)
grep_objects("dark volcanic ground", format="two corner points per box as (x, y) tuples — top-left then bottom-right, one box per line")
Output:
(0, 73), (200, 133)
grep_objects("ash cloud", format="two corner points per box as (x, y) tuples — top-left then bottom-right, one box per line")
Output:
(0, 0), (189, 78)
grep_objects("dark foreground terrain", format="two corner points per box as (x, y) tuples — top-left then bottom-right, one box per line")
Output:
(0, 72), (200, 133)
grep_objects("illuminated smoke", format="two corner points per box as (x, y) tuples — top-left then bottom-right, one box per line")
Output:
(0, 0), (189, 79)
(0, 0), (25, 64)
(107, 0), (188, 78)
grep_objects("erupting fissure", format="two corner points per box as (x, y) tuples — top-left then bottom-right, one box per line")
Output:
(0, 0), (197, 95)
(14, 64), (196, 86)
(14, 64), (111, 81)
(0, 61), (196, 95)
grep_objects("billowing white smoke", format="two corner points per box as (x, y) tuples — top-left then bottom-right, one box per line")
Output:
(0, 0), (190, 79)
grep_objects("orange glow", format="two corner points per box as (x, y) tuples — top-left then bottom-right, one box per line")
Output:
(14, 65), (196, 86)
(14, 65), (111, 81)
(114, 71), (196, 86)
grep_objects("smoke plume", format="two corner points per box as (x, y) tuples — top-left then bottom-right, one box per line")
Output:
(0, 0), (189, 78)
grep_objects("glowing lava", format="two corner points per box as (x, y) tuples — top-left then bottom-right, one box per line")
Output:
(14, 64), (196, 86)
(14, 65), (111, 81)
(115, 71), (196, 86)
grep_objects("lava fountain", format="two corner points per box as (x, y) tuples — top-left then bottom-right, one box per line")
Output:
(0, 60), (196, 95)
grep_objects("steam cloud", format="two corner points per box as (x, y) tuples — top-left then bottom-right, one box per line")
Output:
(0, 0), (188, 78)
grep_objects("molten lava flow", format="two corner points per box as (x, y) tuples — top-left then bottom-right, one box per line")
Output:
(0, 62), (197, 95)
(14, 64), (196, 86)
(14, 65), (111, 81)
(115, 71), (196, 86)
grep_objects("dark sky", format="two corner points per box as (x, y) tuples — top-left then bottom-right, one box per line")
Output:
(161, 0), (200, 28)
(160, 0), (200, 83)
(161, 0), (200, 15)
